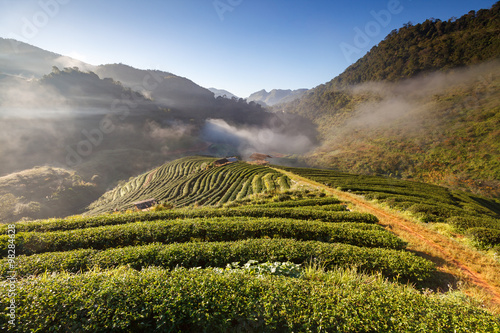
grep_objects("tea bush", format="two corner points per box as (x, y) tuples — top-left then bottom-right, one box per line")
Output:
(4, 207), (378, 233)
(467, 227), (500, 247)
(0, 217), (404, 255)
(1, 239), (434, 282)
(1, 267), (498, 332)
(447, 216), (500, 231)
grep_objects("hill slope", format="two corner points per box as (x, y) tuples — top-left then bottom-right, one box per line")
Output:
(313, 62), (499, 197)
(0, 167), (98, 223)
(2, 160), (500, 330)
(86, 156), (292, 214)
(278, 2), (500, 197)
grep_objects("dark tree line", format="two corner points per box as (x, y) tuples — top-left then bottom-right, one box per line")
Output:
(332, 1), (500, 86)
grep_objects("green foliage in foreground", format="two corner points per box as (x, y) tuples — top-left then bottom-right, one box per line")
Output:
(221, 260), (303, 278)
(4, 207), (378, 233)
(1, 238), (434, 282)
(1, 217), (404, 255)
(2, 267), (498, 332)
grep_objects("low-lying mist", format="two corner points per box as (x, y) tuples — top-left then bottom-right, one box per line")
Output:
(320, 60), (499, 137)
(202, 118), (317, 157)
(306, 60), (500, 197)
(0, 65), (320, 191)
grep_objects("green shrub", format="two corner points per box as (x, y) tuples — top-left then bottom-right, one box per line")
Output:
(2, 239), (434, 282)
(467, 227), (500, 247)
(256, 197), (341, 208)
(389, 201), (415, 210)
(0, 218), (403, 255)
(447, 216), (500, 231)
(2, 267), (498, 332)
(221, 260), (303, 278)
(312, 204), (348, 211)
(272, 193), (291, 202)
(408, 204), (454, 222)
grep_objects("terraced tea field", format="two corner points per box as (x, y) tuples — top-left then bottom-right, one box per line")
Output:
(2, 157), (499, 331)
(275, 166), (500, 308)
(87, 157), (291, 214)
(276, 166), (500, 251)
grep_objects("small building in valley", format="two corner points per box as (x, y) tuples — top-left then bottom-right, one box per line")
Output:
(133, 198), (157, 210)
(249, 153), (272, 161)
(214, 157), (238, 167)
(249, 153), (273, 164)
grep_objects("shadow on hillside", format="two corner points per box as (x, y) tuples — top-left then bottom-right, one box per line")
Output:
(470, 196), (500, 217)
(408, 249), (460, 292)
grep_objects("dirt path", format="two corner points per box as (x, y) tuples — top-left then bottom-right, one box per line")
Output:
(278, 169), (500, 309)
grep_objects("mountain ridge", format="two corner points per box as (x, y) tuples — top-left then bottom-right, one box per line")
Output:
(332, 2), (500, 87)
(247, 88), (308, 106)
(208, 88), (238, 99)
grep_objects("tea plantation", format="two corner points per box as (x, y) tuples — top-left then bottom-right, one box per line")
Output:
(276, 165), (500, 252)
(1, 157), (499, 331)
(87, 157), (291, 215)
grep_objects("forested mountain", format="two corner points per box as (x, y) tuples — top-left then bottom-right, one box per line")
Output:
(278, 2), (500, 197)
(334, 2), (500, 86)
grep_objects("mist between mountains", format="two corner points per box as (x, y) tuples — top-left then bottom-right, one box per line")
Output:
(65, 71), (165, 167)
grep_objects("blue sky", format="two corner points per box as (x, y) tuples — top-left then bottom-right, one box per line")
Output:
(0, 0), (497, 97)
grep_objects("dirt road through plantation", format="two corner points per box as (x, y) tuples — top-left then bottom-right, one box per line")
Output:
(278, 169), (500, 309)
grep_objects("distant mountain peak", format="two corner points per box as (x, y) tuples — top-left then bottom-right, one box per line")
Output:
(246, 88), (308, 106)
(0, 38), (94, 78)
(208, 88), (238, 99)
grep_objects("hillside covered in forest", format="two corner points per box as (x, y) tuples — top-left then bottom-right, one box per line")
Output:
(334, 2), (500, 86)
(278, 2), (500, 197)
